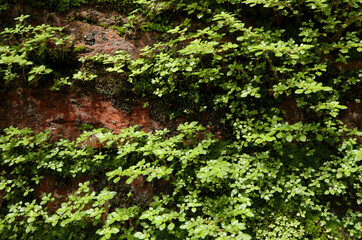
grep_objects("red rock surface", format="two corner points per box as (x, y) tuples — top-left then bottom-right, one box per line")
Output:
(0, 89), (163, 140)
(6, 4), (159, 59)
(67, 21), (159, 59)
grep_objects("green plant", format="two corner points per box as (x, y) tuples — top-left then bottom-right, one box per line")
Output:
(0, 0), (361, 239)
(111, 25), (126, 36)
(0, 15), (73, 87)
(73, 45), (87, 53)
(0, 124), (252, 239)
(80, 123), (96, 131)
(73, 70), (97, 81)
(116, 1), (361, 238)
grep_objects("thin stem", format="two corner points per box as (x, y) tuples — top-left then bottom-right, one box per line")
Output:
(297, 0), (302, 24)
(22, 66), (27, 85)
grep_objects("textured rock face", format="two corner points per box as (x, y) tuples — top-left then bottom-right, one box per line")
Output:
(5, 5), (159, 59)
(66, 21), (159, 58)
(1, 5), (164, 216)
(1, 4), (361, 222)
(0, 89), (162, 140)
(63, 7), (159, 59)
(0, 5), (226, 141)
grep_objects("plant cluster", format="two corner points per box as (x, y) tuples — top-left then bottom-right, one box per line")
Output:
(0, 0), (361, 239)
(0, 124), (360, 239)
(0, 124), (247, 239)
(0, 15), (73, 88)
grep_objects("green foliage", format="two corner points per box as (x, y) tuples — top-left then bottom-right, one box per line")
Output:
(80, 123), (97, 132)
(0, 15), (73, 87)
(80, 0), (360, 238)
(0, 0), (361, 239)
(50, 76), (71, 90)
(79, 50), (130, 74)
(0, 121), (360, 239)
(111, 25), (126, 36)
(73, 45), (87, 53)
(0, 123), (251, 239)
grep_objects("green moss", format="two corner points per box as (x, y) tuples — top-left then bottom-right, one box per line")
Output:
(73, 45), (86, 53)
(79, 123), (96, 131)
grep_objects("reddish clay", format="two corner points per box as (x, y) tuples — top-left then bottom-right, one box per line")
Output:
(0, 89), (163, 140)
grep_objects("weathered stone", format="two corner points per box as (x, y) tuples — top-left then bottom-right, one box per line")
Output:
(3, 4), (159, 59)
(0, 89), (163, 140)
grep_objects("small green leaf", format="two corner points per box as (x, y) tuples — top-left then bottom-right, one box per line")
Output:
(340, 48), (349, 54)
(214, 54), (222, 60)
(168, 222), (175, 231)
(337, 104), (347, 109)
(255, 51), (264, 56)
(159, 223), (166, 230)
(51, 219), (58, 226)
(286, 135), (293, 142)
(110, 228), (120, 234)
(126, 177), (133, 184)
(28, 75), (35, 81)
(299, 135), (307, 142)
(295, 89), (304, 94)
(134, 232), (145, 239)
(316, 135), (323, 141)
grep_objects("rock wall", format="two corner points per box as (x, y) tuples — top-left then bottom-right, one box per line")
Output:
(5, 4), (160, 58)
(0, 89), (163, 140)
